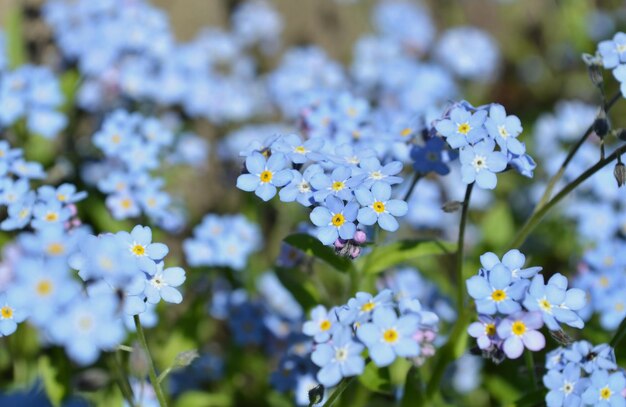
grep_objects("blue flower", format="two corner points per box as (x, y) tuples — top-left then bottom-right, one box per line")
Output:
(310, 196), (358, 245)
(31, 200), (72, 229)
(303, 305), (337, 343)
(279, 165), (322, 206)
(356, 307), (420, 367)
(355, 182), (408, 232)
(357, 157), (403, 188)
(115, 225), (169, 275)
(311, 327), (365, 387)
(598, 32), (626, 69)
(459, 139), (508, 189)
(581, 370), (626, 407)
(497, 311), (545, 359)
(467, 315), (500, 350)
(484, 104), (524, 155)
(273, 134), (325, 164)
(523, 273), (586, 331)
(410, 137), (450, 175)
(236, 151), (292, 201)
(479, 249), (542, 280)
(543, 363), (585, 407)
(435, 106), (487, 149)
(337, 290), (394, 326)
(38, 183), (87, 204)
(1, 191), (35, 230)
(466, 264), (526, 315)
(310, 166), (363, 202)
(145, 263), (186, 304)
(0, 291), (28, 336)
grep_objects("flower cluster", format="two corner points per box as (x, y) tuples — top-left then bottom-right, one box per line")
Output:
(0, 65), (67, 139)
(467, 249), (586, 360)
(0, 141), (85, 231)
(431, 101), (536, 189)
(236, 134), (408, 245)
(88, 110), (206, 230)
(598, 32), (626, 96)
(303, 289), (439, 388)
(183, 214), (261, 270)
(543, 341), (626, 407)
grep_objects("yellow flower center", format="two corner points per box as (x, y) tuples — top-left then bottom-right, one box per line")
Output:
(352, 130), (361, 139)
(121, 199), (132, 209)
(36, 280), (53, 296)
(400, 128), (412, 137)
(511, 321), (526, 336)
(603, 256), (615, 267)
(131, 244), (146, 256)
(615, 302), (625, 312)
(111, 134), (121, 144)
(600, 386), (612, 400)
(57, 193), (67, 202)
(332, 213), (345, 227)
(361, 302), (375, 312)
(1, 306), (13, 319)
(383, 328), (399, 343)
(347, 107), (357, 117)
(78, 316), (93, 331)
(331, 181), (345, 191)
(457, 122), (471, 135)
(19, 209), (29, 219)
(498, 125), (509, 138)
(294, 146), (307, 154)
(260, 170), (273, 183)
(538, 298), (552, 313)
(319, 320), (331, 331)
(47, 243), (65, 255)
(600, 276), (610, 288)
(491, 289), (507, 302)
(373, 201), (385, 213)
(485, 323), (496, 336)
(44, 212), (59, 222)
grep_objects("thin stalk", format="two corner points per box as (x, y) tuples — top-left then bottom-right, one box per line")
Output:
(455, 183), (474, 309)
(525, 351), (538, 390)
(322, 376), (355, 407)
(403, 173), (422, 201)
(535, 90), (621, 210)
(510, 144), (626, 248)
(110, 353), (136, 407)
(134, 315), (168, 407)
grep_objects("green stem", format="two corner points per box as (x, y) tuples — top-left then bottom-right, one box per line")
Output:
(509, 144), (626, 248)
(110, 353), (136, 407)
(535, 90), (621, 210)
(134, 315), (168, 407)
(157, 367), (173, 385)
(322, 377), (355, 407)
(403, 173), (422, 201)
(455, 183), (474, 309)
(525, 351), (538, 390)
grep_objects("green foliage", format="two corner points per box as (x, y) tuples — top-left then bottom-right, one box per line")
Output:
(38, 356), (67, 407)
(358, 239), (455, 275)
(357, 362), (392, 395)
(4, 6), (25, 69)
(284, 233), (354, 273)
(481, 203), (515, 250)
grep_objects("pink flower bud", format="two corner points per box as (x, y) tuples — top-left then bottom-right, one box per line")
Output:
(349, 246), (361, 259)
(353, 230), (367, 244)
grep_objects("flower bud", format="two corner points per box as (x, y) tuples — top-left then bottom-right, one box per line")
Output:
(308, 384), (325, 406)
(593, 115), (610, 139)
(334, 238), (345, 249)
(174, 349), (200, 368)
(353, 230), (367, 244)
(442, 200), (463, 213)
(614, 162), (626, 188)
(617, 129), (626, 142)
(349, 246), (361, 259)
(587, 63), (604, 89)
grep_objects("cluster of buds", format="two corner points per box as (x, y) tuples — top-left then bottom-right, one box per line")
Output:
(334, 230), (367, 259)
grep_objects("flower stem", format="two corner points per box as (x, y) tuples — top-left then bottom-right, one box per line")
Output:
(456, 183), (474, 309)
(133, 315), (168, 407)
(509, 144), (626, 249)
(525, 351), (538, 390)
(534, 90), (621, 210)
(403, 173), (422, 201)
(110, 352), (136, 407)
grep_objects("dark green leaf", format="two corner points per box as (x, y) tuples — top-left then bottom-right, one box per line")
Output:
(514, 388), (547, 407)
(284, 234), (353, 273)
(275, 267), (321, 310)
(610, 316), (626, 348)
(400, 366), (424, 407)
(357, 362), (391, 395)
(38, 356), (66, 407)
(481, 203), (514, 249)
(360, 239), (455, 275)
(4, 6), (25, 68)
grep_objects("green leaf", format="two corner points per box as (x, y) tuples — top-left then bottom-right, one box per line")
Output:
(174, 391), (231, 407)
(357, 362), (392, 395)
(38, 356), (66, 407)
(360, 239), (455, 275)
(610, 316), (626, 349)
(481, 203), (514, 249)
(284, 233), (353, 273)
(59, 70), (81, 113)
(400, 366), (424, 406)
(275, 267), (320, 310)
(4, 6), (25, 68)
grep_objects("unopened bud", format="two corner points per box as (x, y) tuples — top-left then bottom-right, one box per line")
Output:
(614, 162), (626, 188)
(353, 230), (367, 244)
(593, 115), (610, 139)
(174, 349), (199, 368)
(334, 238), (345, 249)
(617, 129), (626, 142)
(308, 384), (325, 406)
(349, 246), (361, 259)
(442, 200), (463, 213)
(587, 63), (604, 88)
(129, 341), (150, 378)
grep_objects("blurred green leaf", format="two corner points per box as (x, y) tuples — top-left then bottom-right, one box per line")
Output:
(38, 356), (66, 407)
(175, 391), (231, 407)
(481, 203), (514, 249)
(610, 316), (626, 350)
(357, 362), (391, 395)
(284, 234), (354, 273)
(59, 70), (81, 113)
(275, 267), (320, 310)
(513, 388), (546, 407)
(400, 366), (424, 406)
(4, 6), (25, 68)
(359, 239), (455, 275)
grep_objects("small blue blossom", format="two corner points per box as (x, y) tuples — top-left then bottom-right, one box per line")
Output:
(466, 264), (526, 315)
(459, 139), (508, 189)
(279, 165), (322, 206)
(355, 182), (408, 232)
(0, 291), (27, 336)
(310, 166), (363, 202)
(311, 327), (365, 387)
(484, 104), (525, 155)
(581, 370), (626, 407)
(598, 32), (626, 69)
(236, 151), (293, 201)
(479, 249), (542, 280)
(145, 262), (186, 305)
(543, 363), (585, 407)
(115, 225), (169, 275)
(410, 137), (450, 175)
(435, 106), (487, 149)
(309, 196), (358, 245)
(496, 311), (545, 359)
(303, 305), (338, 343)
(357, 157), (403, 188)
